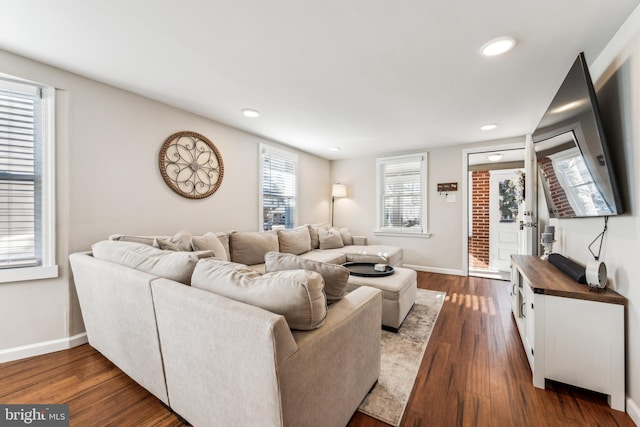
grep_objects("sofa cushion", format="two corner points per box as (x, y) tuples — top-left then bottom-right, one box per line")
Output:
(265, 252), (349, 302)
(318, 228), (344, 250)
(277, 226), (312, 255)
(192, 232), (229, 261)
(191, 259), (327, 330)
(298, 250), (347, 265)
(229, 231), (279, 265)
(306, 223), (330, 249)
(92, 240), (213, 284)
(154, 229), (193, 251)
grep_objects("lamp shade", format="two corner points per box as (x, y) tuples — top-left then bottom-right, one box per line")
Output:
(332, 183), (347, 198)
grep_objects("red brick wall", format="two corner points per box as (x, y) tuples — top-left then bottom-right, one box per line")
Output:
(469, 171), (490, 269)
(539, 157), (575, 217)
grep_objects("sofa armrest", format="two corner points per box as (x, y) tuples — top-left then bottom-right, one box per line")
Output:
(151, 279), (298, 427)
(280, 286), (382, 427)
(352, 235), (368, 245)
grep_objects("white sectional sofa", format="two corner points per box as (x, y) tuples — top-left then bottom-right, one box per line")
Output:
(70, 237), (383, 427)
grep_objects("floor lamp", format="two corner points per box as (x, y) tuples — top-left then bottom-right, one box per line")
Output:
(331, 183), (347, 227)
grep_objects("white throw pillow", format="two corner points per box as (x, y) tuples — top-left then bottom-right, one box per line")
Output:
(265, 251), (349, 302)
(191, 258), (327, 330)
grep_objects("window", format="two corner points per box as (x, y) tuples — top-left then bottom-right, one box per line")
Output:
(260, 144), (297, 231)
(549, 147), (607, 216)
(0, 77), (57, 283)
(376, 153), (428, 235)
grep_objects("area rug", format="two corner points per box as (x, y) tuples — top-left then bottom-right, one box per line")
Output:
(358, 288), (446, 426)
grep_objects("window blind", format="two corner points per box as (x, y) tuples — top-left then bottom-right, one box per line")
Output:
(379, 155), (425, 232)
(261, 146), (297, 231)
(0, 86), (41, 269)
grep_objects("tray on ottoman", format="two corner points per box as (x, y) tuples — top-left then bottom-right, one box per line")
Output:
(342, 262), (394, 277)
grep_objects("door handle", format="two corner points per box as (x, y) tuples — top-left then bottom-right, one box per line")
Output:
(519, 221), (538, 230)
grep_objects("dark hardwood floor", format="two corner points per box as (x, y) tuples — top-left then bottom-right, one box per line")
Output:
(0, 272), (634, 426)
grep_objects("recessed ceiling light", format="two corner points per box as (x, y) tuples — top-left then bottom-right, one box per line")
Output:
(487, 153), (503, 162)
(481, 36), (516, 57)
(241, 108), (260, 118)
(329, 147), (341, 151)
(480, 123), (498, 131)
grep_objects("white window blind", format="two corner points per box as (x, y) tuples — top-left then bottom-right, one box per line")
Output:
(260, 145), (297, 231)
(377, 153), (427, 233)
(0, 85), (40, 269)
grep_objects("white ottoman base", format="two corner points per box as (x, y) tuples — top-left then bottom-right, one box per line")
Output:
(346, 267), (417, 330)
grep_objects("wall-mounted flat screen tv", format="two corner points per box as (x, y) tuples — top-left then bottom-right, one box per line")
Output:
(532, 52), (623, 218)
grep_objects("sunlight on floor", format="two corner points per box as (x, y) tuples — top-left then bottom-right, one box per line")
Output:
(444, 292), (497, 315)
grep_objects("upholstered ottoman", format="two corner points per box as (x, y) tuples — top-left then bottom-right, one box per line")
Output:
(345, 267), (417, 331)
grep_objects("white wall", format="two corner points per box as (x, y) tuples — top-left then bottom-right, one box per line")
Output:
(0, 49), (330, 357)
(548, 6), (640, 421)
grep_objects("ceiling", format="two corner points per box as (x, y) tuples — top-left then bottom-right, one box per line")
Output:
(1, 1), (638, 160)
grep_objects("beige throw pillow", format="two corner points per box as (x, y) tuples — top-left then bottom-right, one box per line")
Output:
(154, 229), (193, 251)
(307, 223), (331, 249)
(338, 227), (353, 245)
(92, 240), (213, 284)
(265, 251), (349, 302)
(277, 226), (312, 255)
(192, 232), (229, 261)
(318, 228), (344, 250)
(229, 231), (279, 265)
(191, 258), (327, 330)
(109, 234), (158, 246)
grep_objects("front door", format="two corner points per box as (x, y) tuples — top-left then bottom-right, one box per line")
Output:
(489, 169), (523, 271)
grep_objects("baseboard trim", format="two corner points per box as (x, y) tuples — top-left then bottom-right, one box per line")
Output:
(627, 396), (640, 426)
(403, 264), (466, 276)
(0, 333), (88, 364)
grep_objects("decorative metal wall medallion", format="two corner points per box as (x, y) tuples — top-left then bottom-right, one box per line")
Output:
(159, 131), (224, 199)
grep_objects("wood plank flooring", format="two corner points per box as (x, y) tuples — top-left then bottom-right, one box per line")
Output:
(0, 272), (634, 426)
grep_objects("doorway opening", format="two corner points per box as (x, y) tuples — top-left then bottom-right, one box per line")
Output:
(468, 149), (525, 280)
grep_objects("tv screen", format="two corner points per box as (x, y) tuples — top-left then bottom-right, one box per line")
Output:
(532, 53), (623, 218)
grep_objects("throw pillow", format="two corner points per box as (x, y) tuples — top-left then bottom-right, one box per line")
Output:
(307, 223), (331, 249)
(191, 258), (327, 330)
(338, 227), (353, 245)
(154, 229), (193, 251)
(229, 231), (279, 265)
(318, 228), (344, 250)
(92, 240), (214, 284)
(277, 226), (312, 255)
(192, 232), (229, 261)
(265, 251), (349, 302)
(109, 234), (158, 246)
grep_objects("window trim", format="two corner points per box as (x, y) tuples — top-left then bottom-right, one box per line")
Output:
(0, 81), (57, 284)
(375, 152), (429, 236)
(258, 143), (298, 231)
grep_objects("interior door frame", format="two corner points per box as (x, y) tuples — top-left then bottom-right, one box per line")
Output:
(461, 140), (527, 276)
